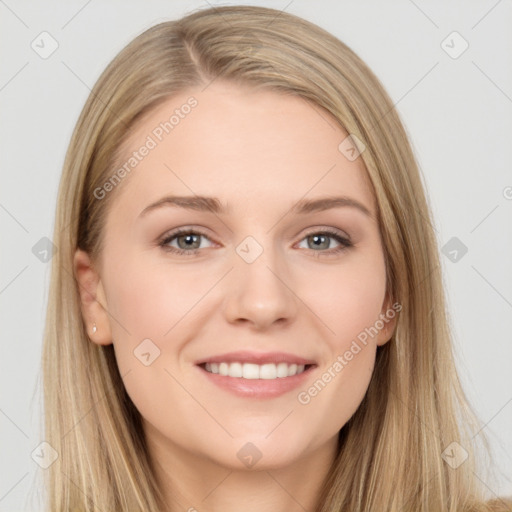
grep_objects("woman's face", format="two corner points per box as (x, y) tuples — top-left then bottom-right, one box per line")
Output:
(77, 82), (396, 471)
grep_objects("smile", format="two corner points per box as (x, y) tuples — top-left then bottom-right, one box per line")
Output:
(195, 350), (317, 398)
(203, 361), (309, 379)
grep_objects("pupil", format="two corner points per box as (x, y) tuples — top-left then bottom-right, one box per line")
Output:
(311, 234), (328, 249)
(179, 234), (199, 249)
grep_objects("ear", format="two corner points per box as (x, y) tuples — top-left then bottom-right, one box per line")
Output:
(73, 249), (113, 345)
(375, 291), (399, 347)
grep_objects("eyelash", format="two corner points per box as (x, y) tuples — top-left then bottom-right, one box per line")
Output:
(158, 227), (353, 258)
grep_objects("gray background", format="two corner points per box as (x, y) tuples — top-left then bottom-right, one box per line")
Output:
(1, 0), (511, 510)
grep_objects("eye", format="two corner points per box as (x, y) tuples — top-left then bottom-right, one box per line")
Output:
(296, 229), (353, 257)
(158, 227), (353, 257)
(159, 228), (214, 256)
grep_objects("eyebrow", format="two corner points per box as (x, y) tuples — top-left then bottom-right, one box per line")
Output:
(138, 195), (373, 219)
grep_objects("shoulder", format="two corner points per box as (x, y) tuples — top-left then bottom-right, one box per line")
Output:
(462, 497), (512, 512)
(481, 497), (512, 511)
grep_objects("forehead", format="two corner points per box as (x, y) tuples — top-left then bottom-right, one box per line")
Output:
(107, 82), (376, 217)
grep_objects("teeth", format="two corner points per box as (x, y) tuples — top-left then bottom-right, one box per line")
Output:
(276, 362), (289, 378)
(204, 362), (307, 379)
(260, 363), (277, 379)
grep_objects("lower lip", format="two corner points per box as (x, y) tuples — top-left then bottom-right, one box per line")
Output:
(196, 365), (315, 399)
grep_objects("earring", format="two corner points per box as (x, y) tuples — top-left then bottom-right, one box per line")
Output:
(92, 323), (97, 334)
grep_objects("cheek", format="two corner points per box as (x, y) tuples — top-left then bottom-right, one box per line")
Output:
(99, 253), (203, 401)
(294, 252), (386, 420)
(101, 256), (207, 437)
(302, 250), (387, 347)
(103, 256), (208, 343)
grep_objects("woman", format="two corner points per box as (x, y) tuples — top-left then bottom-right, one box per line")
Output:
(42, 5), (511, 511)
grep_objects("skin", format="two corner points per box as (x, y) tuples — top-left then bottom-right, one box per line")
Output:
(75, 82), (396, 512)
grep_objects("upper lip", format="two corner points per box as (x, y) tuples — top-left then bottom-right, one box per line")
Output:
(195, 351), (316, 366)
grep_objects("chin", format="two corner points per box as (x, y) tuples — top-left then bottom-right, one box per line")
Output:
(206, 435), (309, 471)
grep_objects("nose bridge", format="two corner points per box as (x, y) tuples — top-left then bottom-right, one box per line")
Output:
(222, 233), (298, 328)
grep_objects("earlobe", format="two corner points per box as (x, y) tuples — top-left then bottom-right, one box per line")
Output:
(376, 293), (398, 347)
(376, 318), (396, 347)
(73, 249), (113, 346)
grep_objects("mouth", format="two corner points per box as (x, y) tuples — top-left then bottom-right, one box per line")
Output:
(199, 361), (314, 379)
(194, 351), (317, 398)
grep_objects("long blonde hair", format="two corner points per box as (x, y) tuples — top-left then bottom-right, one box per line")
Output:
(42, 5), (511, 511)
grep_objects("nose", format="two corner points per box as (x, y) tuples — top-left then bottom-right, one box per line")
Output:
(222, 242), (299, 331)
